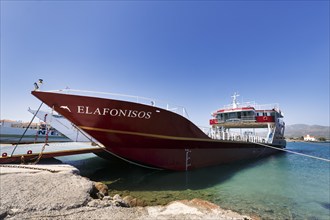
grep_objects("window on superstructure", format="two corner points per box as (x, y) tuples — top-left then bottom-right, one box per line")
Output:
(216, 114), (224, 121)
(247, 111), (254, 116)
(229, 112), (236, 119)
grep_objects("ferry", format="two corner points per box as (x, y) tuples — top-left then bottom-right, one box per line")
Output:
(0, 119), (70, 144)
(0, 110), (103, 164)
(27, 108), (117, 162)
(28, 108), (94, 143)
(31, 88), (286, 171)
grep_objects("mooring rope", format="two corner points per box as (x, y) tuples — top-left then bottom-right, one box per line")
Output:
(24, 107), (53, 165)
(0, 164), (58, 173)
(10, 102), (44, 157)
(256, 142), (330, 163)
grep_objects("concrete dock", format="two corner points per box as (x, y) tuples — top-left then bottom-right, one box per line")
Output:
(0, 164), (253, 220)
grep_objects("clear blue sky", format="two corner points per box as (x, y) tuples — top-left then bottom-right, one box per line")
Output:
(1, 1), (329, 126)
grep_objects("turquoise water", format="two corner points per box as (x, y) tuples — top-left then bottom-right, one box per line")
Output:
(57, 142), (330, 219)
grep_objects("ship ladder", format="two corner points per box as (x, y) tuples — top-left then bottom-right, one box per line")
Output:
(185, 149), (192, 171)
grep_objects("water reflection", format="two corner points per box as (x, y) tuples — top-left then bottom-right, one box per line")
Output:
(49, 143), (329, 219)
(73, 154), (284, 191)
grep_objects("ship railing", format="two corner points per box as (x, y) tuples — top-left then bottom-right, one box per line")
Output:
(216, 116), (256, 124)
(198, 126), (212, 136)
(222, 102), (280, 111)
(51, 89), (190, 118)
(207, 130), (268, 144)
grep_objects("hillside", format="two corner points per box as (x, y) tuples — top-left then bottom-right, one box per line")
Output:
(285, 124), (330, 139)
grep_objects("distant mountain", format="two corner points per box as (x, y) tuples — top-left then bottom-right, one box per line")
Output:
(285, 124), (330, 138)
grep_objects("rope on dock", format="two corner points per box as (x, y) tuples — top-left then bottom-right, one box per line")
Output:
(0, 164), (58, 173)
(256, 142), (330, 162)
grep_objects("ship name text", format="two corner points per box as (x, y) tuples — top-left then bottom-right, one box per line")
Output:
(77, 106), (152, 119)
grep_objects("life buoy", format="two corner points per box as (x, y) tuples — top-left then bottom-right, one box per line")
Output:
(2, 152), (7, 157)
(27, 150), (32, 154)
(263, 116), (267, 120)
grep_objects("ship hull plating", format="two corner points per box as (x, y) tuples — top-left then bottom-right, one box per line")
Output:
(32, 91), (284, 171)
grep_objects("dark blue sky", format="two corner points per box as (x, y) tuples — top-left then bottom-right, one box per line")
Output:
(1, 1), (329, 126)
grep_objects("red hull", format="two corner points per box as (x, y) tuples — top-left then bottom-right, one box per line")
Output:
(32, 91), (284, 171)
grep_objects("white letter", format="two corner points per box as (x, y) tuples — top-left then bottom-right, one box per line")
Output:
(85, 106), (93, 114)
(138, 111), (146, 118)
(93, 108), (101, 115)
(110, 109), (119, 116)
(119, 109), (127, 117)
(145, 112), (152, 119)
(77, 106), (85, 113)
(103, 108), (110, 115)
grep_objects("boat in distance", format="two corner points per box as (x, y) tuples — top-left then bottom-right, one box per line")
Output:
(0, 119), (70, 144)
(28, 108), (94, 143)
(32, 89), (286, 171)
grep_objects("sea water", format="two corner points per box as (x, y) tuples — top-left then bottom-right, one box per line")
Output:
(58, 142), (330, 219)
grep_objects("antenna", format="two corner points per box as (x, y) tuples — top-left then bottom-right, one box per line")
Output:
(231, 92), (240, 108)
